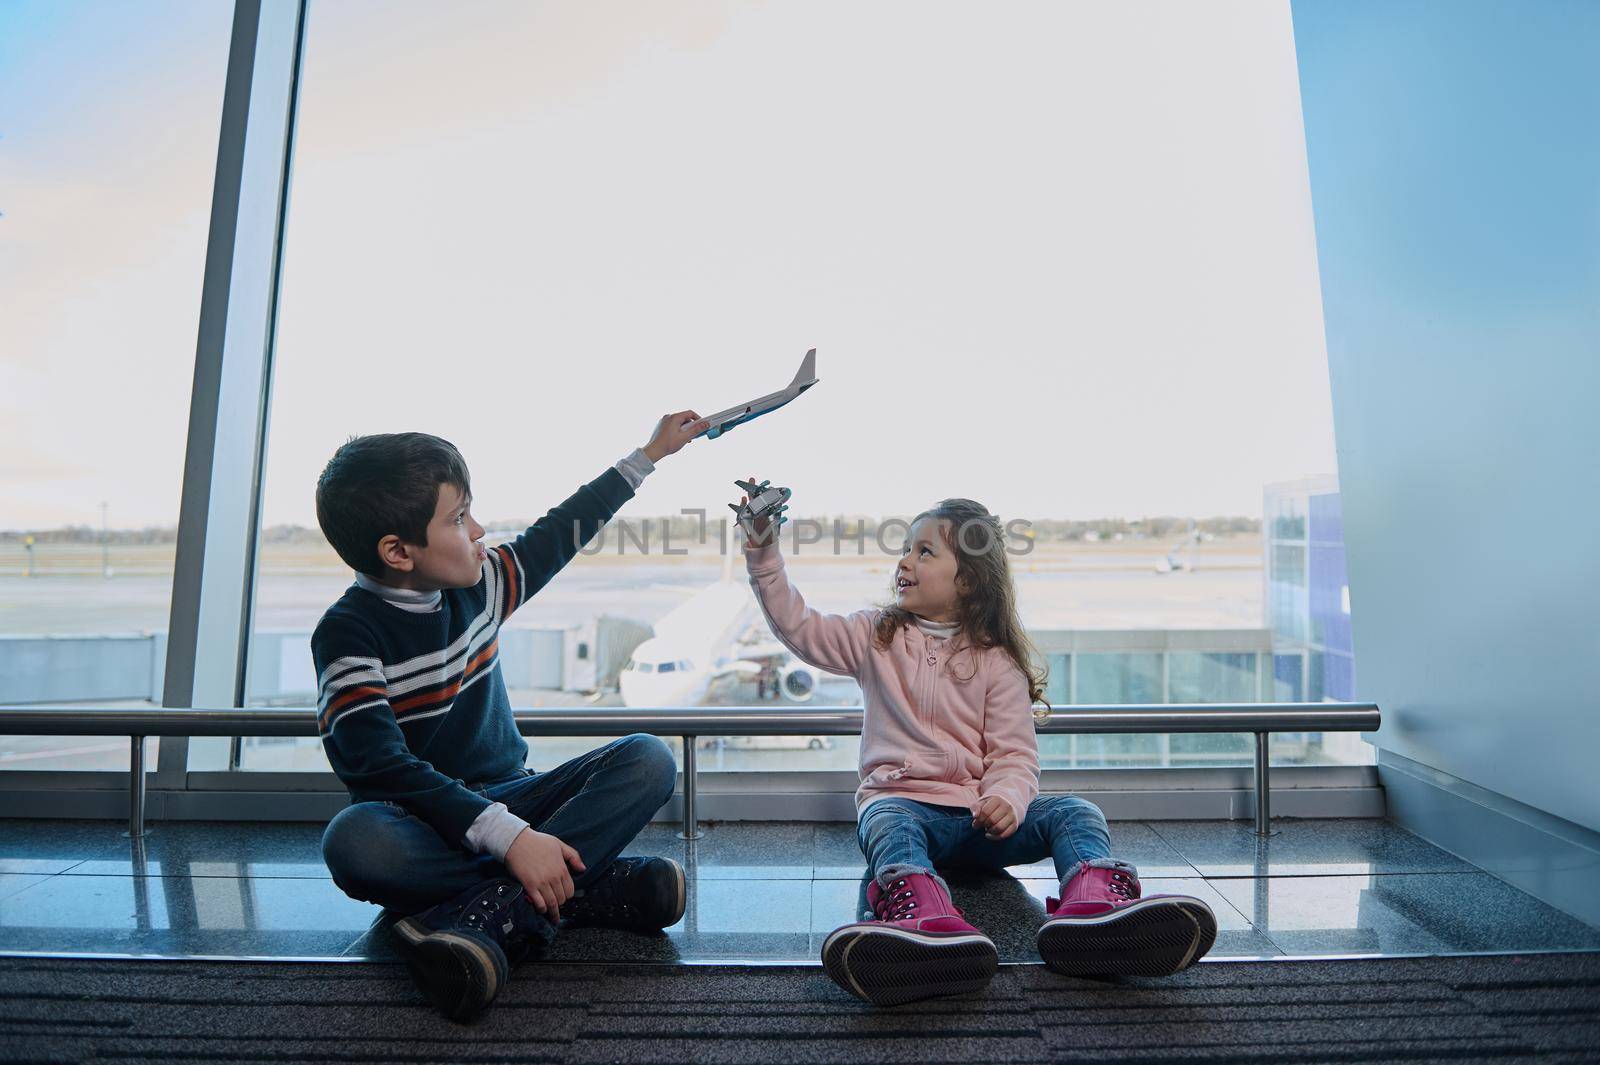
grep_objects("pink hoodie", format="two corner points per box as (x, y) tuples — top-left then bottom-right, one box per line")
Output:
(745, 540), (1040, 822)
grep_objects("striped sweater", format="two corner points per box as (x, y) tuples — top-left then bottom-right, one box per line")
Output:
(311, 466), (634, 850)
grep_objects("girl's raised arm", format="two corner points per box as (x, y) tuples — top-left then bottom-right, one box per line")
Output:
(745, 539), (875, 681)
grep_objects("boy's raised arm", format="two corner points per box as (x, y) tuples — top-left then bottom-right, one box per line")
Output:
(489, 410), (707, 621)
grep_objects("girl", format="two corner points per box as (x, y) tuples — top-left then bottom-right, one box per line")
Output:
(739, 488), (1217, 1006)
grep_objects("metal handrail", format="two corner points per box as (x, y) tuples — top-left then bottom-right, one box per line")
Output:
(0, 703), (1378, 737)
(0, 702), (1380, 840)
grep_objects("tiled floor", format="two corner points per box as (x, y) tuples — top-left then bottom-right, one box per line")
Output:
(1, 817), (1596, 963)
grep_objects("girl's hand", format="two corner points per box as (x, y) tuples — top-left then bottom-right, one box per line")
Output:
(738, 474), (787, 549)
(972, 795), (1019, 840)
(643, 410), (710, 463)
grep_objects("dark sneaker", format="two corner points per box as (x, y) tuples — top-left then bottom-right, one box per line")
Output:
(1036, 858), (1217, 978)
(392, 878), (554, 1021)
(821, 870), (998, 1007)
(561, 856), (686, 932)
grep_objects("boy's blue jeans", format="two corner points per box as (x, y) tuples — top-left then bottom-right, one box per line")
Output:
(857, 794), (1113, 893)
(321, 733), (676, 917)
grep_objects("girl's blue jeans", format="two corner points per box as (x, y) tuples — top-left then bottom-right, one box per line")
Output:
(857, 794), (1113, 889)
(319, 733), (676, 916)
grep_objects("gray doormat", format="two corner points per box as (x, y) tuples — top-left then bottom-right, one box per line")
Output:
(2, 953), (1597, 1063)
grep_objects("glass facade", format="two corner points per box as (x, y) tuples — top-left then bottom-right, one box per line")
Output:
(1, 3), (1355, 781)
(1265, 480), (1359, 703)
(1075, 654), (1165, 705)
(0, 1), (233, 771)
(223, 1), (1343, 775)
(1032, 643), (1344, 768)
(1168, 652), (1259, 704)
(1269, 545), (1308, 642)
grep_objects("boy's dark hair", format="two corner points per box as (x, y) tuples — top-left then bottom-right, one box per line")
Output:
(315, 432), (472, 577)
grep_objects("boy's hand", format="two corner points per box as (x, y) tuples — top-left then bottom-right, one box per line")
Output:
(972, 795), (1019, 840)
(642, 410), (710, 463)
(504, 828), (586, 921)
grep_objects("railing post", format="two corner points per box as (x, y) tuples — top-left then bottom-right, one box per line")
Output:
(127, 736), (147, 839)
(1253, 731), (1271, 836)
(678, 735), (703, 840)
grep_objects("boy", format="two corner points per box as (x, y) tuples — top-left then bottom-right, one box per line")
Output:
(313, 411), (708, 1021)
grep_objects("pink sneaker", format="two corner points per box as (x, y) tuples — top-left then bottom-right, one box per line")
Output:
(820, 869), (999, 1006)
(1037, 859), (1217, 977)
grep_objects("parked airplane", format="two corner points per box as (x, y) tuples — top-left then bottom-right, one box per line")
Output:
(1154, 519), (1203, 574)
(618, 556), (821, 707)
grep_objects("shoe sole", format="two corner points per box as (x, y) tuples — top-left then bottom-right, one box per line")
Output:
(393, 918), (507, 1022)
(821, 924), (998, 1007)
(1036, 896), (1218, 977)
(662, 857), (687, 927)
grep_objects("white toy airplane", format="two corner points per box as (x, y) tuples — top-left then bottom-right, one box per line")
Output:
(697, 348), (819, 439)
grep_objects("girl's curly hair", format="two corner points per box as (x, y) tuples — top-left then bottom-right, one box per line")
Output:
(872, 498), (1048, 705)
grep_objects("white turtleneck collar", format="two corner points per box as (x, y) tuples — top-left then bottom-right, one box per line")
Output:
(355, 572), (443, 613)
(913, 615), (960, 639)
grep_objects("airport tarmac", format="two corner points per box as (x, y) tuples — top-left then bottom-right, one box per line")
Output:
(1, 535), (1287, 773)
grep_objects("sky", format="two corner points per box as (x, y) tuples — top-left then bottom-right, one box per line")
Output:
(1, 0), (1337, 531)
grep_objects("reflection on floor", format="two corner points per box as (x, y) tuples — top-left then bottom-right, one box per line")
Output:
(1, 818), (1596, 963)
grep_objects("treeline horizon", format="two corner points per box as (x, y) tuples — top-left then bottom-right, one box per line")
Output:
(1, 514), (1261, 546)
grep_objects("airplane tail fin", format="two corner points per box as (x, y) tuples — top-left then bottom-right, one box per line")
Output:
(789, 348), (817, 388)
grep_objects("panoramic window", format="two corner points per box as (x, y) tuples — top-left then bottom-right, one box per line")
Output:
(0, 1), (233, 771)
(244, 1), (1360, 773)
